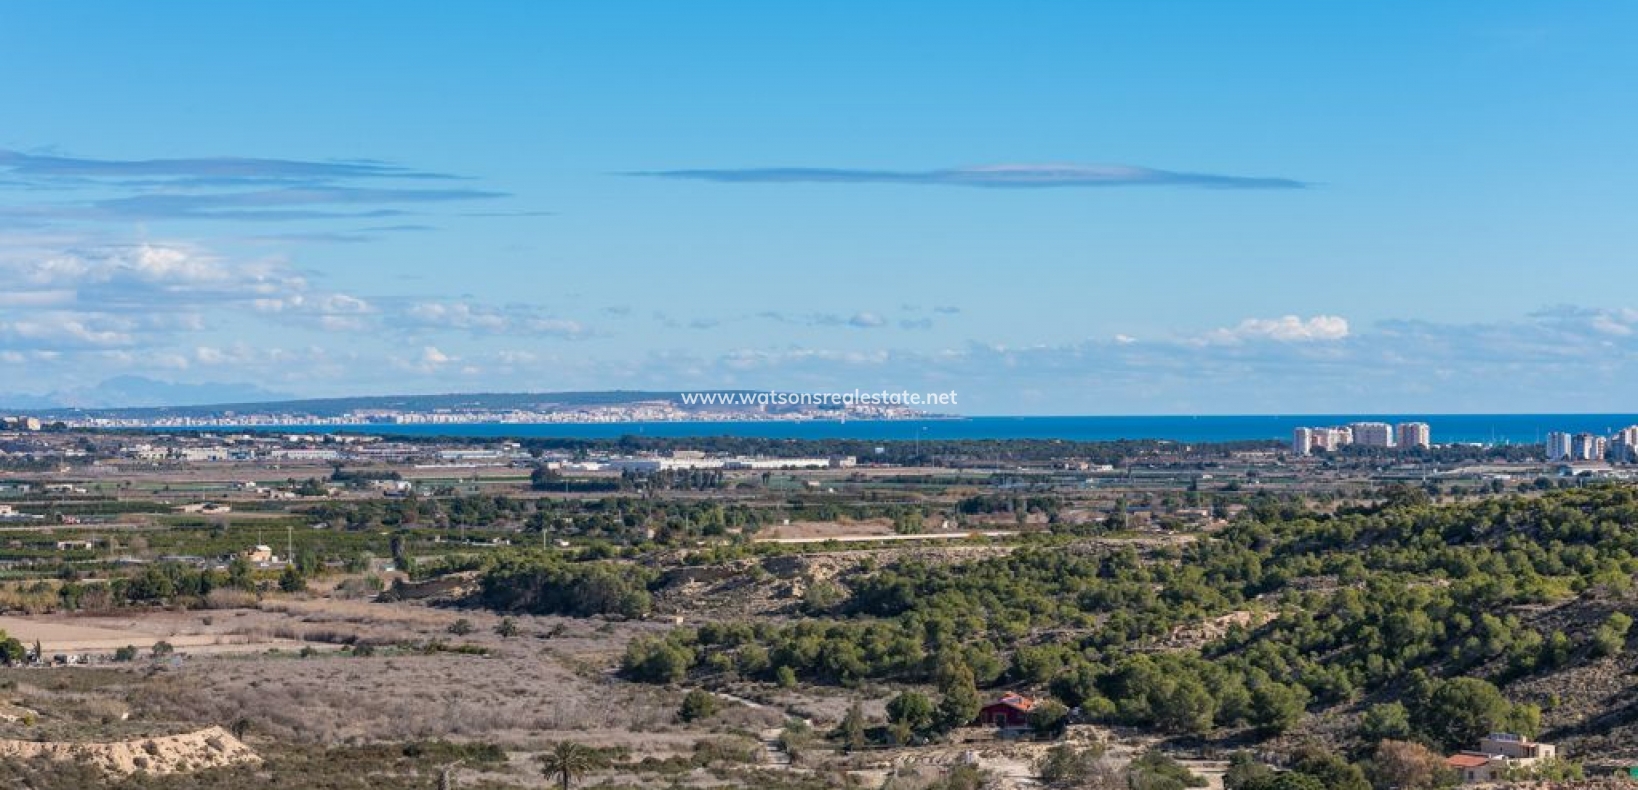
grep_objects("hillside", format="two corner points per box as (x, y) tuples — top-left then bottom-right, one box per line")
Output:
(472, 485), (1638, 771)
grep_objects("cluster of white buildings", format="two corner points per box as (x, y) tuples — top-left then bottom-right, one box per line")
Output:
(1546, 425), (1638, 462)
(117, 435), (441, 465)
(1291, 421), (1432, 456)
(1, 416), (43, 432)
(580, 450), (858, 473)
(59, 400), (927, 429)
(0, 504), (45, 522)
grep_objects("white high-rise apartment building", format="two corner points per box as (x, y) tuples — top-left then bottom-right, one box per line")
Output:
(1395, 422), (1431, 450)
(1295, 422), (1436, 455)
(1311, 427), (1352, 452)
(1546, 432), (1574, 461)
(1611, 426), (1638, 463)
(1571, 433), (1608, 462)
(1349, 422), (1395, 448)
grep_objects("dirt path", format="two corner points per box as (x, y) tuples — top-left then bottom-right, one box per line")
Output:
(0, 614), (301, 655)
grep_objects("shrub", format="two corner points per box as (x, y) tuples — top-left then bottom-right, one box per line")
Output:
(621, 636), (694, 683)
(1127, 750), (1206, 790)
(678, 689), (720, 722)
(1367, 740), (1457, 790)
(1028, 699), (1071, 738)
(1592, 612), (1632, 658)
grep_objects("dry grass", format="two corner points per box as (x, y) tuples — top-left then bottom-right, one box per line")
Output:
(8, 599), (681, 745)
(0, 582), (59, 614)
(201, 589), (258, 610)
(126, 649), (680, 744)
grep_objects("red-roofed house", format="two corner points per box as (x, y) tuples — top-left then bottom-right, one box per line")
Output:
(976, 693), (1036, 729)
(1445, 753), (1498, 784)
(1445, 733), (1559, 784)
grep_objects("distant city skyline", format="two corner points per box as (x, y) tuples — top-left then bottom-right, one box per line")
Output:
(3, 3), (1638, 414)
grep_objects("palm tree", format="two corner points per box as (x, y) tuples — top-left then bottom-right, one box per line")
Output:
(539, 741), (607, 790)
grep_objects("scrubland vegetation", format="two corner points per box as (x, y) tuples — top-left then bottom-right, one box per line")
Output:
(2, 435), (1636, 788)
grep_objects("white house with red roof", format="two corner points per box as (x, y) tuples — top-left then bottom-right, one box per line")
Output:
(1445, 733), (1558, 784)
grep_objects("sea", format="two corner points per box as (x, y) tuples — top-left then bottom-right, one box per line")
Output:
(263, 414), (1638, 446)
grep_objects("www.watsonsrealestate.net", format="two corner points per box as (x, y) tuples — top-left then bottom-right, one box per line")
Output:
(679, 389), (959, 408)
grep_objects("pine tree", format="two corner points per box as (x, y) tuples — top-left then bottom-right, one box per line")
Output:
(840, 701), (867, 752)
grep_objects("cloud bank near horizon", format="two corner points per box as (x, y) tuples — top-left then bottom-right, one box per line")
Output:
(8, 297), (1638, 414)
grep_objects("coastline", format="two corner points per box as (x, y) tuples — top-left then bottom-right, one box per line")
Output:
(108, 413), (1638, 446)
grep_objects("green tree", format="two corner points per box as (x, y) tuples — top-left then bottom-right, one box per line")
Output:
(1268, 774), (1326, 790)
(935, 660), (981, 733)
(1592, 612), (1633, 658)
(888, 691), (937, 733)
(1224, 752), (1277, 790)
(621, 636), (694, 683)
(495, 617), (520, 638)
(1127, 750), (1206, 790)
(1416, 677), (1530, 749)
(1359, 702), (1413, 742)
(1249, 679), (1309, 735)
(1156, 675), (1216, 736)
(838, 700), (867, 752)
(228, 555), (254, 590)
(538, 742), (608, 790)
(278, 564), (306, 593)
(678, 689), (720, 722)
(1027, 699), (1071, 738)
(0, 631), (24, 665)
(892, 509), (925, 535)
(1288, 745), (1369, 790)
(126, 566), (176, 602)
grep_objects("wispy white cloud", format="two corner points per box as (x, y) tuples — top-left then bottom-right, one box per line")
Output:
(396, 300), (589, 339)
(758, 310), (896, 329)
(389, 345), (464, 375)
(631, 163), (1307, 190)
(1199, 315), (1351, 344)
(0, 147), (514, 226)
(845, 311), (886, 329)
(0, 313), (137, 350)
(0, 240), (378, 350)
(0, 149), (454, 182)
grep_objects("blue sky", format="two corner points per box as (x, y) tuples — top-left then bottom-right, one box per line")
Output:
(2, 2), (1636, 413)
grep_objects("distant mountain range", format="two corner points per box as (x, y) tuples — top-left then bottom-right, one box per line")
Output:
(0, 376), (292, 411)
